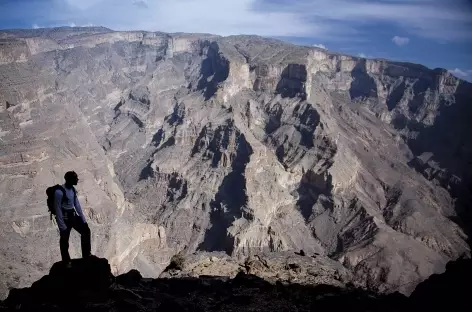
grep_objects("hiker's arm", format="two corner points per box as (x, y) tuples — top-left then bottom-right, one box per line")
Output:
(54, 190), (67, 231)
(74, 195), (86, 224)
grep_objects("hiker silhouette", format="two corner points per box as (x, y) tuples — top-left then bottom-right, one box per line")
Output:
(51, 171), (91, 266)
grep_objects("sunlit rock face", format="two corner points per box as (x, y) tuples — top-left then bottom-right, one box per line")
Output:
(0, 27), (470, 298)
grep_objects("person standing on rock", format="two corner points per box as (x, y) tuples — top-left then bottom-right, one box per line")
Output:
(54, 171), (91, 267)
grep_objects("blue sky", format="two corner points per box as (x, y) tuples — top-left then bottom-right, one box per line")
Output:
(1, 0), (471, 81)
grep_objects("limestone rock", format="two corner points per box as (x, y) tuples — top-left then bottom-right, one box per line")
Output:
(0, 27), (471, 298)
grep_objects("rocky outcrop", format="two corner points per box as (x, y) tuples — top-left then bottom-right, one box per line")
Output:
(0, 39), (30, 64)
(160, 251), (355, 289)
(1, 256), (470, 311)
(0, 27), (471, 299)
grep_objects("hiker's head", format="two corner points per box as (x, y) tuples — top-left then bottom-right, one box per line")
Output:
(64, 171), (79, 185)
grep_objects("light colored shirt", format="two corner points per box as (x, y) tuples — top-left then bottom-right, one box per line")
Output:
(54, 185), (86, 231)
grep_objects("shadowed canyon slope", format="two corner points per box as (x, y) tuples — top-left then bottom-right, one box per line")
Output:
(0, 27), (471, 298)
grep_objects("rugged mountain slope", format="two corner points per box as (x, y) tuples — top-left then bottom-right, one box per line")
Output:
(0, 27), (470, 298)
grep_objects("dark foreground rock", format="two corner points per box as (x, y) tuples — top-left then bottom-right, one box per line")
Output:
(0, 256), (470, 311)
(409, 256), (472, 311)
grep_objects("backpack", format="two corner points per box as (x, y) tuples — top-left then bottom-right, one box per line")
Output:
(46, 184), (77, 217)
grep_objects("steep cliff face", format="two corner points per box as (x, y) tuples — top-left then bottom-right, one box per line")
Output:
(0, 27), (470, 298)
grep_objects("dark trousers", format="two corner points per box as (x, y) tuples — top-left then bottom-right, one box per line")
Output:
(59, 213), (91, 262)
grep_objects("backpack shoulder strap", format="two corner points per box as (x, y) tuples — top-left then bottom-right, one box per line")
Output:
(69, 186), (78, 203)
(56, 185), (67, 202)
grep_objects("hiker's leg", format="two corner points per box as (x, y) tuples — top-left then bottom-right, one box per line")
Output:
(59, 227), (72, 262)
(73, 216), (91, 258)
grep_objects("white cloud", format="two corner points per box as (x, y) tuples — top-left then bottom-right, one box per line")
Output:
(392, 36), (410, 46)
(69, 22), (76, 27)
(54, 0), (315, 37)
(132, 0), (148, 9)
(12, 0), (472, 41)
(448, 68), (470, 78)
(357, 53), (375, 58)
(32, 24), (39, 29)
(313, 44), (327, 49)
(256, 0), (472, 41)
